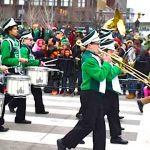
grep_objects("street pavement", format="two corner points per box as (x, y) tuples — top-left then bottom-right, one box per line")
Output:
(0, 93), (148, 150)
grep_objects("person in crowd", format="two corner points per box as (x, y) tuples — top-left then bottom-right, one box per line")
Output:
(143, 86), (150, 97)
(75, 29), (84, 39)
(32, 23), (42, 41)
(57, 30), (112, 150)
(125, 40), (138, 99)
(136, 47), (150, 112)
(68, 29), (76, 49)
(1, 18), (31, 124)
(43, 37), (60, 94)
(0, 65), (9, 132)
(32, 38), (46, 58)
(59, 48), (75, 96)
(137, 95), (150, 113)
(125, 29), (134, 41)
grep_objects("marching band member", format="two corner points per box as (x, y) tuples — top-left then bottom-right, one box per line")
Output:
(0, 65), (9, 132)
(1, 18), (31, 124)
(20, 31), (49, 114)
(57, 30), (112, 150)
(100, 39), (128, 144)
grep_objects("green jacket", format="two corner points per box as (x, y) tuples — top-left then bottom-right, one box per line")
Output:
(20, 44), (40, 70)
(106, 64), (122, 92)
(1, 35), (20, 66)
(81, 50), (111, 93)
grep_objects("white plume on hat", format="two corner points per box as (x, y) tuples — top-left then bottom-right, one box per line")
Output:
(2, 18), (17, 31)
(81, 30), (100, 46)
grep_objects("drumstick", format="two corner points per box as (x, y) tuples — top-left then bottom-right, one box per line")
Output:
(44, 64), (56, 67)
(44, 59), (58, 64)
(7, 67), (15, 69)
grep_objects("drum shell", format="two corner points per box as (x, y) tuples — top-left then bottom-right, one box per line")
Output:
(0, 93), (4, 117)
(6, 75), (31, 96)
(26, 67), (49, 87)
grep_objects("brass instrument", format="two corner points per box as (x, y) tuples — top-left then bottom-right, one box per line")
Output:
(76, 39), (150, 87)
(103, 9), (126, 36)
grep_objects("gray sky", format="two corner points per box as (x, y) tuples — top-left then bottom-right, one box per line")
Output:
(127, 0), (150, 22)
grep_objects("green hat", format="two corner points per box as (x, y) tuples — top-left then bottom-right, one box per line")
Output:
(61, 38), (70, 46)
(76, 29), (82, 33)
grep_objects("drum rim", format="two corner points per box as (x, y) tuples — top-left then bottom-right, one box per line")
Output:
(26, 66), (49, 71)
(6, 75), (30, 79)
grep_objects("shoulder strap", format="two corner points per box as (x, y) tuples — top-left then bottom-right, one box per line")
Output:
(2, 38), (14, 52)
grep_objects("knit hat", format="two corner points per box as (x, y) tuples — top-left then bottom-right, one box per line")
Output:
(61, 38), (70, 46)
(21, 31), (33, 39)
(76, 29), (83, 33)
(2, 18), (17, 31)
(81, 30), (100, 46)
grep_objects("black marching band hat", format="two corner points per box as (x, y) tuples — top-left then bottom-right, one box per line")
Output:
(21, 31), (33, 39)
(2, 18), (17, 31)
(81, 30), (100, 46)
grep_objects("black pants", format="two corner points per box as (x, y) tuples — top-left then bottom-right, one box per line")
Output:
(0, 93), (26, 125)
(103, 90), (121, 138)
(62, 90), (106, 150)
(31, 85), (45, 113)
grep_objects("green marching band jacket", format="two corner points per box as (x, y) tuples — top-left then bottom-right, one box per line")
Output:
(1, 35), (20, 66)
(1, 35), (40, 71)
(81, 50), (122, 94)
(20, 44), (40, 70)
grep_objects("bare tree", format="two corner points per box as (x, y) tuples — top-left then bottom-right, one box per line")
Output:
(24, 0), (41, 27)
(0, 5), (16, 25)
(39, 1), (54, 29)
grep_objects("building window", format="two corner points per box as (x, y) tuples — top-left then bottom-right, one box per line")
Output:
(46, 0), (58, 6)
(61, 0), (72, 7)
(78, 0), (85, 7)
(4, 0), (13, 4)
(19, 0), (25, 5)
(31, 0), (43, 6)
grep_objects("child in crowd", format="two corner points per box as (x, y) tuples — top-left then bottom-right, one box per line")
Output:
(59, 40), (75, 95)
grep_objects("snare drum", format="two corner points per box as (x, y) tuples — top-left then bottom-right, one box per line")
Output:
(6, 75), (30, 96)
(26, 67), (50, 87)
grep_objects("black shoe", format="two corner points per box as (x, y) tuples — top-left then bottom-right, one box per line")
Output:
(76, 113), (83, 120)
(121, 127), (125, 130)
(36, 111), (49, 114)
(8, 103), (15, 113)
(15, 120), (32, 124)
(57, 139), (67, 150)
(79, 140), (85, 144)
(111, 137), (128, 144)
(0, 126), (9, 132)
(137, 100), (143, 113)
(119, 116), (124, 120)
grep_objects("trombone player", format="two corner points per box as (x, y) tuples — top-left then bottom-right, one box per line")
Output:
(57, 30), (112, 150)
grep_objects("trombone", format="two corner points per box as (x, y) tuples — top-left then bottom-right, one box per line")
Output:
(76, 39), (150, 87)
(98, 49), (150, 87)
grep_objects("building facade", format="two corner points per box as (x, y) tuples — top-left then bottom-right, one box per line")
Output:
(0, 0), (97, 27)
(0, 0), (127, 28)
